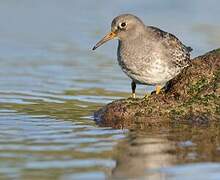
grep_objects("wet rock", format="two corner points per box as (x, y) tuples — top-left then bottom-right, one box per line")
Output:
(94, 49), (220, 129)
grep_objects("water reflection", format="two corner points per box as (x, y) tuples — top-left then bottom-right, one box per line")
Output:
(112, 132), (174, 179)
(112, 127), (220, 180)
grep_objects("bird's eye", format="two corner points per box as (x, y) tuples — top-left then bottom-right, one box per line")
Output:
(119, 22), (127, 29)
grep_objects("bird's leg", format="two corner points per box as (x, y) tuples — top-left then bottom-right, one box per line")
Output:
(131, 81), (136, 98)
(155, 85), (162, 94)
(164, 81), (172, 93)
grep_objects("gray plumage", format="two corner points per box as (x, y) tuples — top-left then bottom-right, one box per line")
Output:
(93, 14), (192, 96)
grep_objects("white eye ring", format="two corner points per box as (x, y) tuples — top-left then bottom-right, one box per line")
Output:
(119, 22), (127, 29)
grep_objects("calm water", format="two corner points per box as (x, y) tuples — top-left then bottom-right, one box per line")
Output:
(0, 1), (219, 179)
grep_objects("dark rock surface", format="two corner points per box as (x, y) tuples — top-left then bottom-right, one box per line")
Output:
(94, 49), (220, 129)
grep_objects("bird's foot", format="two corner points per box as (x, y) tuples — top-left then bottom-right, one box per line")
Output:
(143, 93), (150, 99)
(131, 93), (136, 99)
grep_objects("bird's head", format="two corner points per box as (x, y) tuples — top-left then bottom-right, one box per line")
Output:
(92, 14), (145, 50)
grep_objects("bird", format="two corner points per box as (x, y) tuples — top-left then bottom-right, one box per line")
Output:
(92, 14), (192, 98)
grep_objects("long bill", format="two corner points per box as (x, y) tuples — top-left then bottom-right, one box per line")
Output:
(92, 31), (116, 50)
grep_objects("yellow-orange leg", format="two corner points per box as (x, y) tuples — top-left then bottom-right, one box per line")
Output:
(156, 85), (162, 94)
(131, 81), (136, 98)
(144, 93), (150, 99)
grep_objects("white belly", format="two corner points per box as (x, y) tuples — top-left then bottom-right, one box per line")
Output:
(120, 57), (176, 85)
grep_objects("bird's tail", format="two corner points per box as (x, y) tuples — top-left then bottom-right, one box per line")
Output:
(186, 46), (193, 52)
